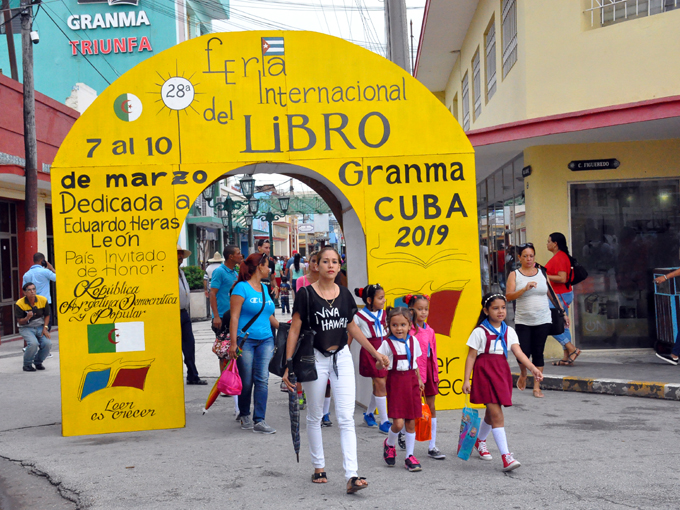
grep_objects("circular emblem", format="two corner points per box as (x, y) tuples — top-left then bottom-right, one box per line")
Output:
(161, 77), (195, 111)
(113, 93), (143, 122)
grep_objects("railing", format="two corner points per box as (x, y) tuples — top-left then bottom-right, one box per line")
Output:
(585, 0), (679, 27)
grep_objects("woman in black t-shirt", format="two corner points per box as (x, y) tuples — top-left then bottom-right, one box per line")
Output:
(283, 247), (389, 494)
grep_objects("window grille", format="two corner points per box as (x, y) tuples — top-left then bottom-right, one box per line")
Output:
(485, 22), (497, 101)
(585, 0), (679, 26)
(502, 0), (517, 78)
(462, 73), (470, 131)
(472, 50), (482, 120)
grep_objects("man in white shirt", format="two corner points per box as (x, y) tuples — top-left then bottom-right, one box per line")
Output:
(178, 245), (206, 385)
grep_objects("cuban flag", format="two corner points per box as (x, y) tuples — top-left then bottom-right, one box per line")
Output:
(262, 37), (284, 56)
(88, 322), (145, 354)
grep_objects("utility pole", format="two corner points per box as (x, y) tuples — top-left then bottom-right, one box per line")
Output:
(384, 0), (410, 73)
(21, 0), (38, 261)
(2, 0), (18, 80)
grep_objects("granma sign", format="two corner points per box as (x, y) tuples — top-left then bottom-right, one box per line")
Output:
(52, 32), (481, 436)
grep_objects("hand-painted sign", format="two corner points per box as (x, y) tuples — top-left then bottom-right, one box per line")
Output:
(52, 31), (480, 436)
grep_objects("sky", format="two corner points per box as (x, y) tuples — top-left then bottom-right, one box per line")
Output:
(212, 0), (428, 192)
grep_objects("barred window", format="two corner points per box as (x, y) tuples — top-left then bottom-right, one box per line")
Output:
(462, 73), (470, 131)
(472, 50), (482, 120)
(485, 20), (497, 101)
(502, 0), (517, 78)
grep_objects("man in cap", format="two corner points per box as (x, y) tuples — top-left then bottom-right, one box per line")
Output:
(178, 245), (206, 385)
(203, 251), (225, 298)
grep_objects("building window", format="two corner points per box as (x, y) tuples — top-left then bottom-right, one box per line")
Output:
(462, 72), (470, 131)
(472, 49), (482, 120)
(485, 18), (497, 101)
(502, 0), (518, 78)
(586, 0), (679, 27)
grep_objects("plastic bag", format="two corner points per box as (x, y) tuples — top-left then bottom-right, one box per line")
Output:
(415, 396), (432, 442)
(457, 397), (481, 461)
(217, 359), (242, 396)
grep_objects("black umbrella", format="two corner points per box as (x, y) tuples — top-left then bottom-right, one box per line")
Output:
(287, 373), (301, 462)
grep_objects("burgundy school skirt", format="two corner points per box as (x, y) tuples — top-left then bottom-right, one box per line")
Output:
(470, 353), (513, 407)
(386, 369), (422, 420)
(359, 338), (387, 378)
(424, 354), (439, 397)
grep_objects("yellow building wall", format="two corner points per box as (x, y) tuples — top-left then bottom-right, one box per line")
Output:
(523, 139), (680, 355)
(444, 0), (528, 131)
(437, 0), (680, 130)
(525, 2), (680, 118)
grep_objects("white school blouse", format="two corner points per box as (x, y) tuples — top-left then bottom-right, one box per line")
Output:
(352, 309), (386, 339)
(466, 324), (520, 356)
(377, 336), (422, 371)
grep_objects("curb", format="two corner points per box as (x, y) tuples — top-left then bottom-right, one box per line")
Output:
(512, 373), (680, 401)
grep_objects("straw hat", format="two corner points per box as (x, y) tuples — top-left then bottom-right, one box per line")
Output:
(177, 244), (191, 259)
(208, 251), (225, 263)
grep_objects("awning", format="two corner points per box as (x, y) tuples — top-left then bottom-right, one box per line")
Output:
(186, 215), (223, 230)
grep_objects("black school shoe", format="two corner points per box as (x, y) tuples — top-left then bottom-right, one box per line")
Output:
(23, 365), (36, 372)
(655, 353), (679, 366)
(34, 363), (45, 370)
(187, 378), (208, 385)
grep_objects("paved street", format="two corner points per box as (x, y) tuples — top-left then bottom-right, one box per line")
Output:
(1, 320), (679, 509)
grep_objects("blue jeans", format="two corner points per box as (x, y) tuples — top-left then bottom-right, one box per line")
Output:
(236, 336), (274, 423)
(549, 291), (574, 347)
(673, 331), (680, 357)
(20, 326), (51, 367)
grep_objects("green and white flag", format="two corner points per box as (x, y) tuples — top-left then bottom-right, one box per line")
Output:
(113, 93), (143, 122)
(88, 322), (145, 354)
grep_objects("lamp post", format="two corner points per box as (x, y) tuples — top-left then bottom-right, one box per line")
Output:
(248, 196), (291, 254)
(202, 175), (257, 246)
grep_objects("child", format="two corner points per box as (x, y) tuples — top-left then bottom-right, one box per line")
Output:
(462, 293), (543, 472)
(376, 307), (425, 472)
(406, 294), (444, 460)
(352, 285), (390, 433)
(279, 276), (291, 314)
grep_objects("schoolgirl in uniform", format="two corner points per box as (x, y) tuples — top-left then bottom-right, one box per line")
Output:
(352, 284), (391, 433)
(462, 293), (543, 472)
(376, 307), (425, 472)
(405, 294), (444, 460)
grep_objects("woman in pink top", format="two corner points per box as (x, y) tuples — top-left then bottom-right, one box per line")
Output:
(406, 294), (444, 460)
(296, 251), (319, 291)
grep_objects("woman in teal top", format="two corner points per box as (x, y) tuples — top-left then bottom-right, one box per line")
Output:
(230, 253), (279, 434)
(288, 253), (305, 290)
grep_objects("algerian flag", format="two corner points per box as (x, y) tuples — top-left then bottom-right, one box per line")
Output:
(88, 322), (145, 353)
(113, 93), (143, 122)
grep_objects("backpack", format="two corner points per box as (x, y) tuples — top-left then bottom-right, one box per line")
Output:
(567, 257), (588, 289)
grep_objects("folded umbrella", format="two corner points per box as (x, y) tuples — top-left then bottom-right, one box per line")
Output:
(287, 372), (301, 462)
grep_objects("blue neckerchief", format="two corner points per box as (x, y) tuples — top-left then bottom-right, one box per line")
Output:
(364, 309), (384, 338)
(482, 319), (508, 358)
(389, 334), (412, 367)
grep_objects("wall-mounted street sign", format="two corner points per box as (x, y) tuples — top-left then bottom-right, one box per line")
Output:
(298, 224), (314, 233)
(568, 159), (620, 171)
(521, 165), (532, 178)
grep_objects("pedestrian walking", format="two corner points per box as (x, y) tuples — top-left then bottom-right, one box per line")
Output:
(655, 267), (680, 365)
(279, 276), (292, 314)
(352, 284), (390, 433)
(178, 245), (207, 386)
(296, 251), (319, 291)
(462, 293), (543, 472)
(376, 307), (425, 472)
(282, 247), (389, 493)
(209, 246), (242, 335)
(229, 253), (279, 434)
(505, 243), (557, 398)
(545, 233), (581, 366)
(22, 253), (56, 331)
(288, 253), (304, 292)
(203, 252), (224, 297)
(257, 240), (279, 307)
(406, 294), (444, 460)
(16, 282), (51, 372)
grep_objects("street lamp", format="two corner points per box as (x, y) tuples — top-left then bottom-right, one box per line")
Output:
(245, 214), (253, 227)
(249, 198), (259, 214)
(278, 196), (290, 214)
(240, 175), (255, 199)
(249, 195), (292, 252)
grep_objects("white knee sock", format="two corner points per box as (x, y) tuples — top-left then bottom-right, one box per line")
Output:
(323, 397), (331, 415)
(492, 427), (509, 455)
(387, 428), (399, 447)
(479, 420), (492, 441)
(375, 396), (389, 424)
(428, 417), (437, 449)
(405, 432), (416, 457)
(368, 393), (376, 415)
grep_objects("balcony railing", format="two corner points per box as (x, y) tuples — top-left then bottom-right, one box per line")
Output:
(586, 0), (679, 27)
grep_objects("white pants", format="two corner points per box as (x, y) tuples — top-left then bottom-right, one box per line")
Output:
(302, 347), (358, 481)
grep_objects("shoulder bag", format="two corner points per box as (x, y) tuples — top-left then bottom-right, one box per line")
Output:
(539, 265), (566, 336)
(269, 286), (318, 382)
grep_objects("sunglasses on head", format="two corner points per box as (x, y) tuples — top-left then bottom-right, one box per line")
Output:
(519, 243), (534, 251)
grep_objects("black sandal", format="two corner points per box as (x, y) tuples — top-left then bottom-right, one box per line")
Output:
(346, 476), (368, 494)
(552, 359), (573, 366)
(311, 472), (327, 483)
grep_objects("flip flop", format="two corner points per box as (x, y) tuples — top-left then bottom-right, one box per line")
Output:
(346, 476), (368, 494)
(311, 472), (327, 484)
(516, 374), (527, 391)
(552, 359), (573, 366)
